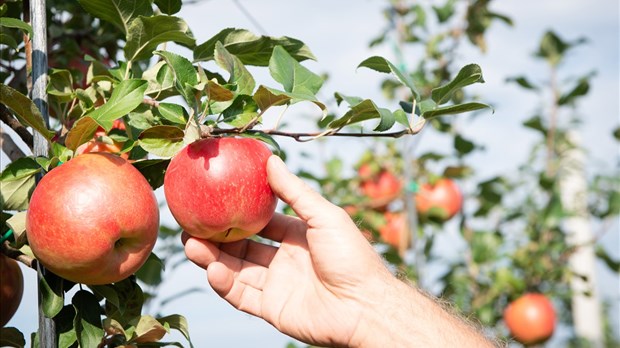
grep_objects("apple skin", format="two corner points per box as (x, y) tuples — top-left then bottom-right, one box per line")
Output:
(0, 254), (24, 327)
(414, 178), (463, 221)
(503, 293), (556, 345)
(379, 212), (407, 249)
(164, 137), (277, 243)
(26, 153), (159, 285)
(359, 169), (402, 210)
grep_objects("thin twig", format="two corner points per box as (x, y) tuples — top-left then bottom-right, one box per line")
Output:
(0, 130), (27, 160)
(1, 241), (36, 270)
(210, 127), (413, 142)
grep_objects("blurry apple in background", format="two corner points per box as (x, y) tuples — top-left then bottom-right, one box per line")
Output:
(75, 119), (129, 159)
(26, 153), (159, 285)
(0, 254), (24, 327)
(359, 167), (402, 210)
(503, 293), (556, 345)
(414, 178), (463, 222)
(379, 212), (408, 249)
(164, 137), (277, 243)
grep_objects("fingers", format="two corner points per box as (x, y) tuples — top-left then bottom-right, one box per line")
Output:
(267, 155), (349, 228)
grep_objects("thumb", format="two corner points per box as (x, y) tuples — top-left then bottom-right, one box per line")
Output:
(267, 155), (345, 226)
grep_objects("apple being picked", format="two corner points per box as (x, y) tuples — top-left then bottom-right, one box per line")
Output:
(26, 153), (159, 285)
(164, 137), (277, 243)
(414, 178), (463, 222)
(503, 293), (556, 345)
(0, 254), (23, 327)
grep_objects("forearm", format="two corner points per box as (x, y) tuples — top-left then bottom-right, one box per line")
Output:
(351, 277), (498, 348)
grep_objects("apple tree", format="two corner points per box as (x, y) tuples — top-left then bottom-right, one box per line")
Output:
(0, 0), (493, 347)
(291, 1), (619, 347)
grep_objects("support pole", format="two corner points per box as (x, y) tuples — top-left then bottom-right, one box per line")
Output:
(559, 130), (603, 347)
(30, 0), (58, 346)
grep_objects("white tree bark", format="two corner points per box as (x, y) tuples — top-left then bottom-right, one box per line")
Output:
(559, 130), (603, 347)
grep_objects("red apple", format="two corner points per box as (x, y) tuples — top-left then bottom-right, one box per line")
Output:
(503, 293), (556, 345)
(75, 119), (129, 159)
(360, 169), (402, 210)
(163, 137), (277, 243)
(378, 212), (408, 249)
(0, 254), (23, 327)
(414, 178), (462, 221)
(26, 153), (159, 285)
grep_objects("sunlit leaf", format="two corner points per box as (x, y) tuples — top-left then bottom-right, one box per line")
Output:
(357, 56), (420, 100)
(77, 0), (152, 34)
(421, 101), (490, 119)
(0, 157), (41, 211)
(138, 125), (185, 158)
(0, 84), (55, 140)
(194, 28), (315, 66)
(86, 79), (148, 131)
(154, 0), (182, 15)
(125, 16), (195, 62)
(431, 64), (484, 105)
(154, 51), (199, 105)
(130, 315), (168, 343)
(158, 315), (193, 348)
(0, 17), (33, 37)
(214, 42), (255, 95)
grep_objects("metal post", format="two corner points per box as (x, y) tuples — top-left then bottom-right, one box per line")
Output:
(30, 0), (58, 346)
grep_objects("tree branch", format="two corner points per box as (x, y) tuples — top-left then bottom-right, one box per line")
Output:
(0, 129), (27, 161)
(0, 103), (34, 148)
(210, 127), (413, 142)
(1, 241), (36, 270)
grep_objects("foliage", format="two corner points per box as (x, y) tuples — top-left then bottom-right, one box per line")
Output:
(0, 0), (491, 347)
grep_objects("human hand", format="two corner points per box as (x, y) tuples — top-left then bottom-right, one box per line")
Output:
(183, 155), (395, 347)
(183, 155), (496, 348)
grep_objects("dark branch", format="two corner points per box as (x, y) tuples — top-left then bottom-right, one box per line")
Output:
(210, 127), (412, 142)
(0, 104), (34, 148)
(1, 241), (36, 270)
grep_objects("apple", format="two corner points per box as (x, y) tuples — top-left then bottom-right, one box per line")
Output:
(503, 293), (556, 345)
(360, 169), (402, 210)
(26, 153), (159, 285)
(414, 178), (462, 221)
(378, 212), (408, 249)
(0, 254), (23, 327)
(163, 137), (277, 243)
(75, 119), (129, 159)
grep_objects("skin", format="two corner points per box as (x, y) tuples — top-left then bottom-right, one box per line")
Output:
(184, 155), (497, 347)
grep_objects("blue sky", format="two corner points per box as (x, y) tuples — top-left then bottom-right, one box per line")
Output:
(4, 1), (618, 347)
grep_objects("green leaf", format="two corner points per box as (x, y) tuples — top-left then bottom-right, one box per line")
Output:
(194, 28), (315, 66)
(421, 101), (490, 119)
(454, 135), (476, 155)
(261, 86), (326, 115)
(0, 17), (32, 37)
(269, 45), (323, 97)
(135, 252), (164, 286)
(0, 84), (54, 140)
(0, 327), (25, 348)
(558, 77), (590, 106)
(86, 79), (148, 131)
(77, 0), (153, 34)
(47, 69), (74, 103)
(138, 125), (185, 158)
(328, 99), (397, 131)
(89, 284), (121, 310)
(506, 76), (538, 90)
(55, 305), (78, 348)
(132, 159), (170, 190)
(154, 51), (199, 106)
(431, 64), (485, 105)
(72, 290), (104, 348)
(154, 0), (182, 15)
(205, 80), (235, 102)
(39, 270), (64, 318)
(144, 61), (176, 98)
(64, 116), (100, 151)
(595, 246), (620, 273)
(0, 157), (41, 211)
(0, 33), (18, 50)
(129, 315), (168, 343)
(124, 16), (195, 62)
(156, 103), (188, 125)
(357, 56), (420, 100)
(214, 42), (255, 95)
(536, 30), (587, 66)
(253, 85), (291, 111)
(433, 0), (456, 23)
(158, 315), (193, 348)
